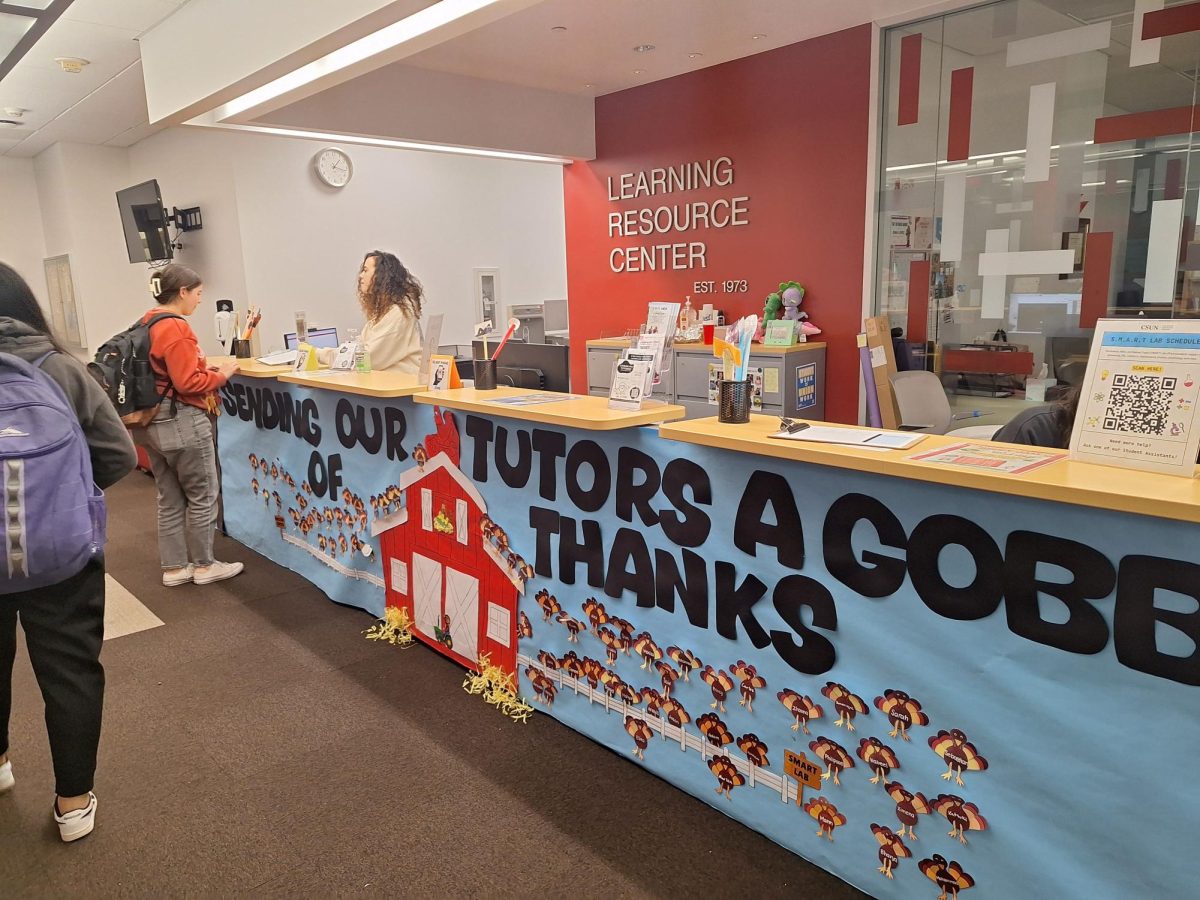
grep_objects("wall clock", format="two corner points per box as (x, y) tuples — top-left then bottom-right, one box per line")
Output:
(314, 147), (353, 188)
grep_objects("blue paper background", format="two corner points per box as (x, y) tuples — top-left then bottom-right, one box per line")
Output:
(219, 378), (1200, 898)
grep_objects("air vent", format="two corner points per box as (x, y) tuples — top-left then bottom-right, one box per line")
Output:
(0, 120), (21, 127)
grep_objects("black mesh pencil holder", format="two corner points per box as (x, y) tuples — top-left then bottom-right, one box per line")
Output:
(474, 358), (498, 390)
(717, 378), (752, 424)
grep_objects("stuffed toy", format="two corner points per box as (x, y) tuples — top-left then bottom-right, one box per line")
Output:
(779, 280), (821, 336)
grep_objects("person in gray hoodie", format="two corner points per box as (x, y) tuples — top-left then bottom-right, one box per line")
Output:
(0, 261), (136, 842)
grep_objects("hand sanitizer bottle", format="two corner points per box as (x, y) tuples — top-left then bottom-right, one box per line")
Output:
(353, 334), (371, 373)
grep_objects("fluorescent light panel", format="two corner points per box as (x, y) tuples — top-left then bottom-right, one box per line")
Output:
(216, 0), (507, 120)
(1006, 22), (1111, 67)
(191, 121), (571, 165)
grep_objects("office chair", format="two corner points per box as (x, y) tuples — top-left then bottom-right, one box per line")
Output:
(889, 371), (1001, 439)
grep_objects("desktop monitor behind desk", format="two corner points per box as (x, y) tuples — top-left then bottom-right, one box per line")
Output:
(284, 327), (339, 350)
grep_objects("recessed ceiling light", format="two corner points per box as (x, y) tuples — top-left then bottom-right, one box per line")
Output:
(3, 107), (26, 118)
(54, 57), (89, 73)
(633, 69), (644, 75)
(752, 33), (766, 40)
(551, 25), (566, 32)
(688, 52), (703, 58)
(633, 44), (655, 53)
(584, 83), (594, 88)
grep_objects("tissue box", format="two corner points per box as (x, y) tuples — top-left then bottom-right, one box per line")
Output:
(1024, 378), (1056, 402)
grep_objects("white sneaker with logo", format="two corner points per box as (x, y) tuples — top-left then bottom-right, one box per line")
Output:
(54, 792), (97, 842)
(0, 760), (13, 793)
(192, 560), (244, 585)
(162, 564), (195, 587)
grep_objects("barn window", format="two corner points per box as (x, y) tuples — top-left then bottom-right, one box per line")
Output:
(421, 488), (432, 531)
(391, 559), (408, 594)
(487, 603), (511, 647)
(456, 498), (468, 545)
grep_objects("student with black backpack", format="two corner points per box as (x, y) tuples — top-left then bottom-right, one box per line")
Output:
(133, 265), (244, 587)
(0, 262), (137, 841)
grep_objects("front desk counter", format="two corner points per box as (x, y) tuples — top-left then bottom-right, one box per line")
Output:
(216, 368), (1199, 900)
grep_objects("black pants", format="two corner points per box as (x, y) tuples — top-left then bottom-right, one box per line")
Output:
(0, 557), (106, 797)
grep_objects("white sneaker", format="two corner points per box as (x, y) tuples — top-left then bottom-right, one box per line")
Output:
(0, 760), (13, 793)
(54, 793), (97, 842)
(192, 560), (244, 585)
(162, 565), (195, 587)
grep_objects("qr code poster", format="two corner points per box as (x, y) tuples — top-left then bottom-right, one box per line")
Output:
(1070, 320), (1200, 476)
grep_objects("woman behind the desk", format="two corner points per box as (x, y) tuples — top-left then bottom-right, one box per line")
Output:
(319, 251), (424, 373)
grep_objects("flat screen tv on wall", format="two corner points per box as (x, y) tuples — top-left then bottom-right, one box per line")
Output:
(115, 179), (171, 263)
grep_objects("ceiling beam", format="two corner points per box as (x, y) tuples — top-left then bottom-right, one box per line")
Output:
(0, 0), (74, 83)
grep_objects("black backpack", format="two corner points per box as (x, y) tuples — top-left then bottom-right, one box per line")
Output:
(88, 312), (183, 427)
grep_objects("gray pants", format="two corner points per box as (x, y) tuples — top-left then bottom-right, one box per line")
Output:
(137, 404), (219, 569)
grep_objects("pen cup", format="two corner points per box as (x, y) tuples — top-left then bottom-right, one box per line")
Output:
(231, 339), (252, 359)
(717, 377), (752, 424)
(473, 358), (498, 390)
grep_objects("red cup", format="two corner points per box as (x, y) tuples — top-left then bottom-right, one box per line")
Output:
(703, 324), (715, 345)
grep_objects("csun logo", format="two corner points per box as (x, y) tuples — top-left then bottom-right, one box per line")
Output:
(0, 426), (30, 438)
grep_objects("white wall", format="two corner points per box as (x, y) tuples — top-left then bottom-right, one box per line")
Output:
(0, 156), (48, 305)
(122, 125), (567, 354)
(16, 125), (566, 358)
(33, 143), (147, 352)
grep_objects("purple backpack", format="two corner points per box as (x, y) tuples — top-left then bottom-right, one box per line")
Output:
(0, 351), (106, 593)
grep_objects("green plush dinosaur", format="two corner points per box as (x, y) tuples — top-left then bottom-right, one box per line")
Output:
(762, 291), (783, 323)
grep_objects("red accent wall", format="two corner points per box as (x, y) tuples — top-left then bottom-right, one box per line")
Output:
(563, 25), (873, 424)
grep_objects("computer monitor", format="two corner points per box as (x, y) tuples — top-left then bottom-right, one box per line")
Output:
(284, 327), (339, 350)
(115, 179), (171, 263)
(470, 340), (571, 393)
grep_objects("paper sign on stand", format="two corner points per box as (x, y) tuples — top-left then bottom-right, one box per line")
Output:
(428, 354), (462, 391)
(608, 358), (652, 411)
(330, 342), (359, 371)
(418, 314), (444, 386)
(293, 345), (320, 371)
(1069, 318), (1200, 476)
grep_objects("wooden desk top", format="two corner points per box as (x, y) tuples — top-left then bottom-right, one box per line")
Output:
(414, 387), (686, 430)
(211, 356), (291, 379)
(659, 415), (1200, 524)
(217, 356), (426, 397)
(585, 338), (826, 355)
(277, 369), (425, 398)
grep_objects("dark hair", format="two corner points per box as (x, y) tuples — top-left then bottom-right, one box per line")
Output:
(150, 263), (202, 304)
(358, 251), (423, 322)
(0, 262), (66, 352)
(1052, 384), (1082, 448)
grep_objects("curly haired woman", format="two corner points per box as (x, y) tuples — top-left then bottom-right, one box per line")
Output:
(319, 251), (424, 373)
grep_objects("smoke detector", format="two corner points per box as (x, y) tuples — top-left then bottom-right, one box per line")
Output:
(3, 108), (26, 118)
(54, 57), (90, 73)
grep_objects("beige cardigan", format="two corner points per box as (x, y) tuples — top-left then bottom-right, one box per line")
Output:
(319, 304), (422, 373)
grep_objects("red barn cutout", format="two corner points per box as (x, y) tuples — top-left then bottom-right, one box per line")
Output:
(373, 451), (521, 677)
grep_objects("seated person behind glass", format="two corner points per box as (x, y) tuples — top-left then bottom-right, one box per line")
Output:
(991, 386), (1080, 449)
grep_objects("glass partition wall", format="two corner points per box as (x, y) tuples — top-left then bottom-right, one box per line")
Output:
(876, 0), (1200, 424)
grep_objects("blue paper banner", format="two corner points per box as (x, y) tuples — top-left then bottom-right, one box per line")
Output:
(218, 377), (1200, 899)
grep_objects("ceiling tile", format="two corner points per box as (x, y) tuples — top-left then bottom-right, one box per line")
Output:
(63, 0), (187, 35)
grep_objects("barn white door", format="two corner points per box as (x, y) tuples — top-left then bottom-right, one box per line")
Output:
(412, 553), (442, 637)
(444, 567), (479, 664)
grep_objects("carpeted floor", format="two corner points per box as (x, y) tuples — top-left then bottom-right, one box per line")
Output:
(1, 473), (866, 898)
